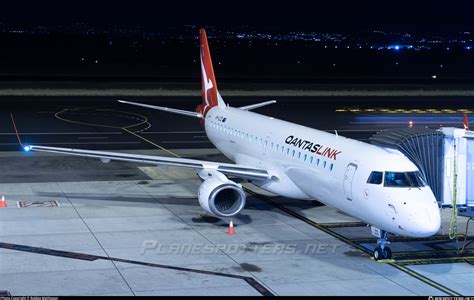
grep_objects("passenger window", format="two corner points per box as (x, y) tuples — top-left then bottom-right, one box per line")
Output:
(304, 154), (307, 161)
(292, 150), (295, 157)
(310, 157), (313, 164)
(323, 161), (327, 168)
(330, 163), (334, 171)
(367, 171), (383, 185)
(316, 159), (320, 166)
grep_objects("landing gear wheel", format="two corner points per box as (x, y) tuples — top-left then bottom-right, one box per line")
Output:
(382, 247), (392, 259)
(373, 247), (383, 261)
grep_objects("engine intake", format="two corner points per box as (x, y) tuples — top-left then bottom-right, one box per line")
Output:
(198, 178), (246, 217)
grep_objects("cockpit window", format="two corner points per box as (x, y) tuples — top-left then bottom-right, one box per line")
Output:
(367, 171), (383, 184)
(406, 171), (427, 187)
(384, 171), (426, 188)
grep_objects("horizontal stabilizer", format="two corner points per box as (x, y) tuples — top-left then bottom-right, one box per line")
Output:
(118, 100), (202, 118)
(239, 100), (277, 111)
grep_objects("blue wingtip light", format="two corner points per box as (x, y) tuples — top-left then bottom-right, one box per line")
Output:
(23, 145), (31, 152)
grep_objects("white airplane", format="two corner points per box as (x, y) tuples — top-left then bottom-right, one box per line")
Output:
(24, 28), (441, 260)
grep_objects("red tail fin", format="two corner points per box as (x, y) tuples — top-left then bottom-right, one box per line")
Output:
(197, 29), (225, 117)
(463, 112), (470, 130)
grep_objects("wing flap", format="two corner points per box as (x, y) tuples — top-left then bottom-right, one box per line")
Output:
(28, 145), (269, 181)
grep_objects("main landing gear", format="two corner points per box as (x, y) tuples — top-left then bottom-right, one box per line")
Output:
(371, 227), (392, 260)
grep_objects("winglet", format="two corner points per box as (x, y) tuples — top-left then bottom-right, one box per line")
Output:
(464, 112), (470, 130)
(10, 113), (24, 148)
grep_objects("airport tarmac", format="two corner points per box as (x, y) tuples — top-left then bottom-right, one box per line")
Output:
(0, 94), (473, 295)
(0, 149), (472, 296)
(0, 95), (472, 151)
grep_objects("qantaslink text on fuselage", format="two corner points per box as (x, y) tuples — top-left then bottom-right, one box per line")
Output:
(285, 135), (342, 160)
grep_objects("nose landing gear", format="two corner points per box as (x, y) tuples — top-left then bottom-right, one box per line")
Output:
(371, 227), (392, 260)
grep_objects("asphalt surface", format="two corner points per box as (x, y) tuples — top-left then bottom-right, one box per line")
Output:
(1, 96), (472, 151)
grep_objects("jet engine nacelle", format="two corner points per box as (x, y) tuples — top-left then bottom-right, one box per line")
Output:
(198, 175), (246, 218)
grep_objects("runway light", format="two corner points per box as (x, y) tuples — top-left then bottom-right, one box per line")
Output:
(23, 145), (31, 152)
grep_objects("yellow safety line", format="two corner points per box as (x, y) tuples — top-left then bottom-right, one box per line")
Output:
(121, 127), (180, 158)
(54, 109), (123, 129)
(53, 106), (461, 296)
(388, 263), (461, 296)
(54, 107), (181, 158)
(96, 109), (150, 129)
(375, 256), (474, 264)
(245, 189), (462, 297)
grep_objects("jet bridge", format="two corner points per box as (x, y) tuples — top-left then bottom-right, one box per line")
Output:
(370, 127), (474, 217)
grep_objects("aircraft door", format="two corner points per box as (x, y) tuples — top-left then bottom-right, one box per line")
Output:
(344, 163), (358, 201)
(263, 134), (272, 156)
(467, 139), (474, 205)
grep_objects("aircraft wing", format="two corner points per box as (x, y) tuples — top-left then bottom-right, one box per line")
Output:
(26, 145), (270, 181)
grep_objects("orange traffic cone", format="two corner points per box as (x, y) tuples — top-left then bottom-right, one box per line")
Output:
(0, 194), (6, 208)
(227, 219), (235, 235)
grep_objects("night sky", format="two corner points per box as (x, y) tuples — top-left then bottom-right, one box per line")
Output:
(1, 1), (474, 33)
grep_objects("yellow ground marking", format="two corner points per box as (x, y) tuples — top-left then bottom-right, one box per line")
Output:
(54, 107), (181, 158)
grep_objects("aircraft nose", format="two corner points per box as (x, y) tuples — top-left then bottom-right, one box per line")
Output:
(411, 203), (441, 237)
(403, 191), (441, 237)
(421, 206), (441, 236)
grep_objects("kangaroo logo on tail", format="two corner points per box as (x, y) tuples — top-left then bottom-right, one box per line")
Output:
(197, 29), (225, 117)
